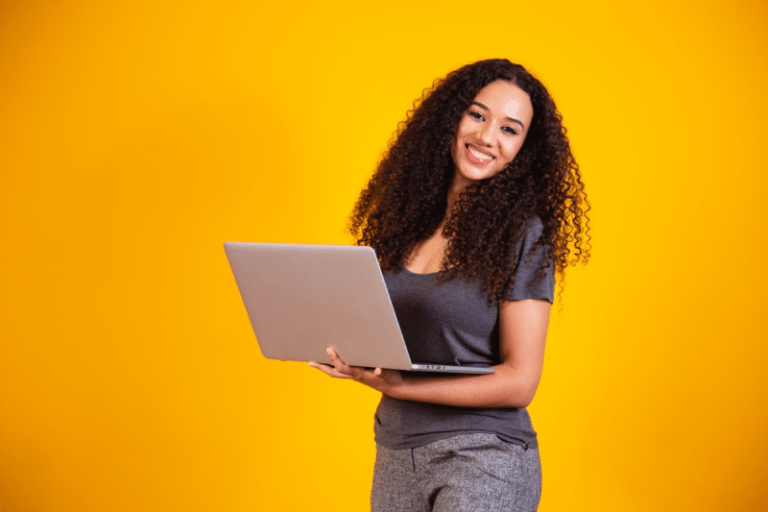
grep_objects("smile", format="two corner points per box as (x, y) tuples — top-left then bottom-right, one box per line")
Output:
(467, 145), (494, 162)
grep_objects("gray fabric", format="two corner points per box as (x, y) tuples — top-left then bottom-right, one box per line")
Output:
(374, 217), (554, 450)
(371, 433), (542, 512)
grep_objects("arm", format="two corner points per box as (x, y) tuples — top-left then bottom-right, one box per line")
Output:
(310, 298), (551, 408)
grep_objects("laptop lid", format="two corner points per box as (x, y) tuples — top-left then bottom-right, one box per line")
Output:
(224, 242), (416, 370)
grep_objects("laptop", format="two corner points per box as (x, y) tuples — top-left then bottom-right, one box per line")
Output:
(223, 242), (494, 374)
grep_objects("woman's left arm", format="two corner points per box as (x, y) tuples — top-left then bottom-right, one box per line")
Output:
(310, 298), (551, 408)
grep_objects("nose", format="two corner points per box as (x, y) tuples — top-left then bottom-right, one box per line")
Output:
(477, 122), (494, 146)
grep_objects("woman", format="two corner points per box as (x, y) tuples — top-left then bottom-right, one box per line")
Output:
(310, 59), (589, 511)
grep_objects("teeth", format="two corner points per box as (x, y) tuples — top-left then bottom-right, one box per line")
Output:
(468, 146), (493, 161)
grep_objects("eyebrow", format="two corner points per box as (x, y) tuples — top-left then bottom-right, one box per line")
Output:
(471, 101), (526, 130)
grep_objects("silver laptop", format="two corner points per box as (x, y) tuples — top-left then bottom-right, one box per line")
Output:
(224, 242), (494, 374)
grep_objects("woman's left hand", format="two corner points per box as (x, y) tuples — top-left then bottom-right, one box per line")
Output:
(309, 347), (405, 394)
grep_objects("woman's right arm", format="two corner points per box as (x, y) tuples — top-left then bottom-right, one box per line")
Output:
(310, 297), (550, 409)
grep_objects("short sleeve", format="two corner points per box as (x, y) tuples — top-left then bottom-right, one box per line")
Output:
(505, 216), (555, 303)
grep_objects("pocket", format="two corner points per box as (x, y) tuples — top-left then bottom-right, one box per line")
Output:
(494, 433), (530, 450)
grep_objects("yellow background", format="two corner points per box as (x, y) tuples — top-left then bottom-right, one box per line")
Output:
(1, 0), (766, 510)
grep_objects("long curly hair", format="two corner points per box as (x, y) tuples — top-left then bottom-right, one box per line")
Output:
(349, 59), (590, 303)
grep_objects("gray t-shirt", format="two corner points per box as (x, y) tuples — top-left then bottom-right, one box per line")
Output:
(374, 217), (555, 449)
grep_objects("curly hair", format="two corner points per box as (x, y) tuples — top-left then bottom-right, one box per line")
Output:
(349, 59), (590, 303)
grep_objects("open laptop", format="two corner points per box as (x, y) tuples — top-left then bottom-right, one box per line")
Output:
(223, 242), (494, 374)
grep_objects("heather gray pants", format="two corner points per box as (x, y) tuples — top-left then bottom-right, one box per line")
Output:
(371, 433), (541, 512)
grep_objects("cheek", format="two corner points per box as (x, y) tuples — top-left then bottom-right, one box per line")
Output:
(509, 135), (529, 159)
(451, 125), (467, 161)
(501, 143), (522, 165)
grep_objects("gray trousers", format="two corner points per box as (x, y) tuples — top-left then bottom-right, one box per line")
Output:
(371, 433), (541, 512)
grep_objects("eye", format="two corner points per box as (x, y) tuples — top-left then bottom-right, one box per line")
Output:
(468, 111), (485, 121)
(501, 126), (519, 136)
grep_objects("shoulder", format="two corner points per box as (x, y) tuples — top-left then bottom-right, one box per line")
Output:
(525, 215), (545, 237)
(515, 215), (547, 254)
(506, 215), (555, 303)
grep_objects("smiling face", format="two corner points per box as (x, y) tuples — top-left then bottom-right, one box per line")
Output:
(450, 79), (534, 190)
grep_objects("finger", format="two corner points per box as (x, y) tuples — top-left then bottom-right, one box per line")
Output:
(325, 347), (365, 381)
(326, 347), (341, 364)
(326, 347), (350, 372)
(308, 361), (350, 379)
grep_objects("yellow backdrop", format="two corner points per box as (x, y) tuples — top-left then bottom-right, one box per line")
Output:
(1, 1), (766, 510)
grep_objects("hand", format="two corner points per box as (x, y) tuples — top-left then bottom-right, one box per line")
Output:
(309, 347), (405, 394)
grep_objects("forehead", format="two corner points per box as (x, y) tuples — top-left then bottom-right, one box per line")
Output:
(472, 80), (533, 124)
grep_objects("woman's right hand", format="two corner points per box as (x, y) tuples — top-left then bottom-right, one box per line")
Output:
(309, 347), (406, 394)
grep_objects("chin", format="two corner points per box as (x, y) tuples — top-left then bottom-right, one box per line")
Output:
(461, 167), (498, 183)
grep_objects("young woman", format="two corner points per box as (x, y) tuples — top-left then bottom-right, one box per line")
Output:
(310, 59), (590, 512)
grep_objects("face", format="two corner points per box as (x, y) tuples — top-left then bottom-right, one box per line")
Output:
(450, 79), (534, 190)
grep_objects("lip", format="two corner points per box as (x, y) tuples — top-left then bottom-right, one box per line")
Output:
(465, 144), (495, 166)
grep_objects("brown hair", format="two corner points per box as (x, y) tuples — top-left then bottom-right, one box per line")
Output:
(350, 59), (590, 303)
